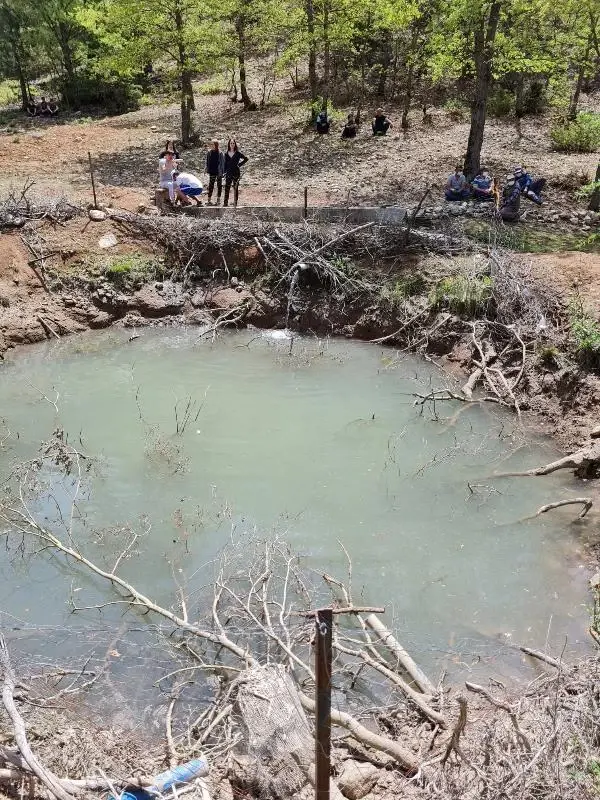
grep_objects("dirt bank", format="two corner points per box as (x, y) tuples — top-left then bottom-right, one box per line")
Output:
(2, 206), (600, 463)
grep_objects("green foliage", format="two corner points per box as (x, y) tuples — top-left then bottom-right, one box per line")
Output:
(537, 344), (561, 368)
(568, 295), (600, 368)
(575, 180), (600, 201)
(382, 274), (427, 306)
(199, 75), (228, 96)
(550, 113), (600, 153)
(487, 87), (513, 117)
(0, 78), (18, 106)
(103, 254), (164, 287)
(443, 98), (468, 120)
(429, 273), (493, 317)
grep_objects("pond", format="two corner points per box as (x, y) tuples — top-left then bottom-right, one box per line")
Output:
(0, 327), (592, 695)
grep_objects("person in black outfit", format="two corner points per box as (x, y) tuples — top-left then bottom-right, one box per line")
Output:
(372, 108), (392, 135)
(26, 99), (37, 117)
(39, 97), (50, 116)
(48, 98), (59, 116)
(341, 113), (357, 139)
(205, 139), (225, 204)
(223, 139), (248, 207)
(315, 110), (330, 134)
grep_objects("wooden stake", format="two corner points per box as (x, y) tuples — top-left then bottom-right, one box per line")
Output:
(88, 151), (98, 209)
(315, 609), (332, 800)
(304, 186), (308, 219)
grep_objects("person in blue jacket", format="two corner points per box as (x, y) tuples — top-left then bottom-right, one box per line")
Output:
(471, 167), (494, 201)
(513, 166), (546, 205)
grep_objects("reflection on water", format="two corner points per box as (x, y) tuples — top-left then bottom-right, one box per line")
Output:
(0, 328), (593, 690)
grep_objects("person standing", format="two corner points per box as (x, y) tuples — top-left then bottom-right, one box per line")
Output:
(205, 139), (225, 204)
(223, 139), (248, 208)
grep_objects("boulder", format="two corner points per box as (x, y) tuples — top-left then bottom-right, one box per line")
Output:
(88, 209), (106, 222)
(590, 424), (600, 440)
(190, 290), (206, 308)
(132, 284), (185, 316)
(337, 760), (380, 800)
(89, 311), (114, 329)
(207, 287), (253, 311)
(98, 233), (118, 249)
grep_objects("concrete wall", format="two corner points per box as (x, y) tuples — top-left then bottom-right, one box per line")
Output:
(176, 205), (407, 224)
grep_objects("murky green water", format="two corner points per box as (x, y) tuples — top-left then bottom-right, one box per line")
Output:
(0, 328), (593, 686)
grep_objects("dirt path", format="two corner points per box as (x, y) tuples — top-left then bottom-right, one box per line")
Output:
(3, 97), (599, 213)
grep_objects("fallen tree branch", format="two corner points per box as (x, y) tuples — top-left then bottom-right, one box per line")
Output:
(465, 681), (531, 752)
(299, 692), (419, 775)
(535, 498), (593, 519)
(0, 634), (76, 800)
(365, 614), (436, 696)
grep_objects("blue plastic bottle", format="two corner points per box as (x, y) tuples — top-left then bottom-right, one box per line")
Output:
(148, 759), (209, 794)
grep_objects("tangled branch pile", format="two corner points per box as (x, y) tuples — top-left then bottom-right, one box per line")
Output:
(0, 184), (82, 229)
(0, 433), (599, 800)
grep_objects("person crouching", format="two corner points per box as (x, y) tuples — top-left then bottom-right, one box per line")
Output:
(170, 170), (203, 206)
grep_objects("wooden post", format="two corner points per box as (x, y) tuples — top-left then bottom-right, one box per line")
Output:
(88, 151), (98, 209)
(589, 161), (600, 212)
(315, 609), (332, 800)
(304, 186), (308, 219)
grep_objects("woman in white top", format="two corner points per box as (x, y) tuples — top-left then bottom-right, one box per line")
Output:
(158, 146), (179, 189)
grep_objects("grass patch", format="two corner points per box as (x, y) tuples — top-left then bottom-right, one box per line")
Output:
(381, 274), (427, 306)
(0, 79), (19, 107)
(550, 112), (600, 153)
(429, 273), (493, 316)
(568, 295), (600, 369)
(465, 221), (600, 254)
(537, 344), (562, 369)
(198, 75), (228, 96)
(101, 254), (165, 288)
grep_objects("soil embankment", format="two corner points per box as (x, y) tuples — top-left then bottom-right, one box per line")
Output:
(1, 206), (600, 459)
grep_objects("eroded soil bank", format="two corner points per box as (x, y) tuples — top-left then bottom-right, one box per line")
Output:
(3, 204), (600, 800)
(2, 206), (600, 457)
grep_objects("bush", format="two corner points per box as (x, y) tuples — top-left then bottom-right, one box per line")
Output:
(103, 255), (164, 288)
(550, 113), (600, 153)
(487, 88), (513, 118)
(54, 71), (143, 114)
(521, 81), (547, 115)
(568, 296), (600, 368)
(199, 76), (228, 96)
(444, 98), (469, 121)
(429, 273), (493, 317)
(382, 274), (427, 306)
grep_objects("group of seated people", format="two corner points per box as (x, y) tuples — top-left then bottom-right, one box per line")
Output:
(315, 108), (393, 138)
(445, 164), (546, 220)
(26, 96), (59, 117)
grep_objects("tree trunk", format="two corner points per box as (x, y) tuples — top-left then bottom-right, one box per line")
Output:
(463, 0), (502, 179)
(10, 40), (28, 111)
(56, 22), (77, 104)
(321, 0), (330, 111)
(401, 30), (419, 130)
(305, 0), (318, 118)
(589, 161), (600, 212)
(174, 1), (196, 144)
(236, 15), (255, 110)
(568, 41), (591, 121)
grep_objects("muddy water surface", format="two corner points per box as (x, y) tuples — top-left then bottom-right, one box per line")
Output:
(0, 328), (592, 685)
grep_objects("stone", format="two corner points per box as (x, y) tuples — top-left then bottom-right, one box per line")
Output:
(337, 760), (380, 800)
(207, 287), (253, 311)
(230, 276), (240, 287)
(132, 285), (185, 316)
(98, 233), (118, 249)
(559, 212), (570, 220)
(121, 311), (149, 328)
(190, 290), (205, 308)
(582, 225), (591, 231)
(89, 209), (106, 222)
(137, 204), (147, 213)
(61, 296), (76, 307)
(187, 309), (212, 326)
(89, 311), (113, 329)
(590, 424), (600, 439)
